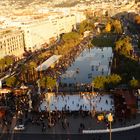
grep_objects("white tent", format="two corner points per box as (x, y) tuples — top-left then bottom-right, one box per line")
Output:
(36, 55), (62, 71)
(20, 85), (28, 90)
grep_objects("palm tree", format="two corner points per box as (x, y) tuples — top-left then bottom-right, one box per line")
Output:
(0, 59), (5, 73)
(39, 76), (56, 92)
(28, 61), (37, 82)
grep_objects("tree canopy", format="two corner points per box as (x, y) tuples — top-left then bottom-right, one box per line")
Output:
(135, 15), (140, 24)
(130, 79), (139, 89)
(62, 32), (80, 42)
(78, 20), (95, 34)
(93, 74), (121, 90)
(39, 76), (56, 91)
(104, 19), (122, 34)
(93, 76), (107, 89)
(0, 55), (15, 72)
(5, 76), (17, 87)
(4, 55), (15, 66)
(112, 19), (122, 34)
(105, 22), (112, 32)
(115, 36), (133, 56)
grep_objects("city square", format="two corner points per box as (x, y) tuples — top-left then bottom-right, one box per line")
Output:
(0, 0), (140, 140)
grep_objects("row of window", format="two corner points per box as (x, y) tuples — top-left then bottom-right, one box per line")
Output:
(0, 34), (23, 42)
(0, 36), (23, 49)
(7, 44), (23, 51)
(7, 36), (22, 42)
(0, 42), (23, 51)
(0, 45), (23, 56)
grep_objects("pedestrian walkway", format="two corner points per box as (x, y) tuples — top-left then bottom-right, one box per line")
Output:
(0, 125), (7, 139)
(20, 113), (140, 134)
(8, 115), (17, 140)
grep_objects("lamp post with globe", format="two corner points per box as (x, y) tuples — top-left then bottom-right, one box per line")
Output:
(108, 113), (113, 140)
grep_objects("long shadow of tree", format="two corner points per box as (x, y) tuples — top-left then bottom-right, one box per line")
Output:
(92, 10), (140, 88)
(112, 53), (140, 84)
(111, 11), (140, 85)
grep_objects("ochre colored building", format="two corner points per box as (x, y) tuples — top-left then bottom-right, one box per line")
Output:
(0, 27), (25, 59)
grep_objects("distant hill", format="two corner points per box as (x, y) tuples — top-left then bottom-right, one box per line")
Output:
(0, 0), (90, 8)
(0, 0), (136, 8)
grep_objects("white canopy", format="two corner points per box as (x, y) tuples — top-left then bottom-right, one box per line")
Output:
(36, 55), (61, 71)
(20, 85), (28, 89)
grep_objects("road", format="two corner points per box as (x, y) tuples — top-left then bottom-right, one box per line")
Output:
(1, 126), (140, 140)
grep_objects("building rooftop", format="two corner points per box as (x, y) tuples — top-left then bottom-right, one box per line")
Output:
(0, 27), (22, 37)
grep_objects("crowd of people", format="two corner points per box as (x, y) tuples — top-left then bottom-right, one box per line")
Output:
(39, 37), (91, 91)
(23, 92), (114, 133)
(114, 94), (132, 122)
(0, 90), (30, 132)
(39, 93), (114, 113)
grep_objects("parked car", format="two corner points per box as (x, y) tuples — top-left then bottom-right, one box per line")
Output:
(14, 125), (25, 131)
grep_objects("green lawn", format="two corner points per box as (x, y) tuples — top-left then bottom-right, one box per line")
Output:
(92, 33), (117, 47)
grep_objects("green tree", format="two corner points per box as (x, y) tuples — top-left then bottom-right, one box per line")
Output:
(108, 74), (122, 84)
(39, 77), (47, 89)
(106, 74), (122, 89)
(115, 39), (123, 52)
(46, 76), (56, 91)
(79, 20), (88, 34)
(40, 76), (56, 91)
(78, 20), (94, 34)
(130, 79), (139, 89)
(0, 59), (5, 72)
(105, 22), (111, 32)
(29, 61), (37, 69)
(28, 61), (37, 81)
(93, 76), (107, 89)
(19, 61), (37, 83)
(56, 31), (82, 55)
(20, 64), (27, 82)
(93, 74), (121, 90)
(5, 55), (15, 66)
(135, 15), (140, 24)
(115, 36), (133, 56)
(5, 76), (17, 87)
(0, 55), (15, 73)
(62, 32), (80, 42)
(112, 19), (122, 34)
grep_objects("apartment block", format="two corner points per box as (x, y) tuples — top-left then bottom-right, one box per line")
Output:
(0, 27), (25, 59)
(19, 14), (76, 51)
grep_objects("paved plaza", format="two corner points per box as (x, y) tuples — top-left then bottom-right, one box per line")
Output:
(39, 93), (114, 112)
(61, 47), (113, 84)
(1, 113), (140, 140)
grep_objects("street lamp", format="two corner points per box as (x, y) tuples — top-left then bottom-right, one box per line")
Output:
(37, 79), (41, 94)
(90, 81), (94, 113)
(92, 82), (94, 94)
(45, 93), (52, 127)
(107, 113), (113, 140)
(56, 81), (59, 94)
